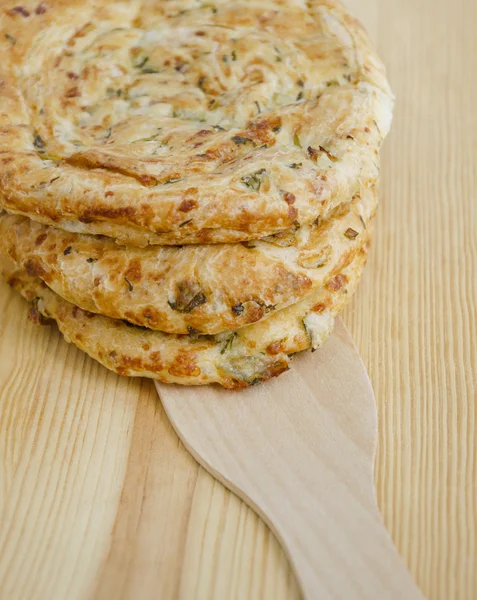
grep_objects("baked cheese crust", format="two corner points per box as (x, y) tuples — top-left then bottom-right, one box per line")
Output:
(2, 245), (369, 387)
(0, 0), (392, 245)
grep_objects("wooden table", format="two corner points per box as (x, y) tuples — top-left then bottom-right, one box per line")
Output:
(0, 1), (475, 599)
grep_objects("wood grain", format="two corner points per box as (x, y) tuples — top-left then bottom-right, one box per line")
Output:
(346, 2), (477, 599)
(0, 1), (476, 599)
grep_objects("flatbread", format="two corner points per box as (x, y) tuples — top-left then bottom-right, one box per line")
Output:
(0, 0), (392, 245)
(0, 187), (375, 334)
(2, 244), (369, 388)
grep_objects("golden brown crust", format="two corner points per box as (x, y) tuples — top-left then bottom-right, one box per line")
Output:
(2, 244), (369, 388)
(0, 0), (393, 245)
(0, 187), (375, 334)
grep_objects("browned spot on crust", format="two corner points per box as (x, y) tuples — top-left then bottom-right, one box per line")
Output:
(65, 86), (80, 98)
(115, 355), (148, 376)
(142, 343), (150, 351)
(266, 341), (285, 355)
(149, 350), (162, 365)
(66, 153), (158, 187)
(70, 305), (94, 319)
(247, 116), (281, 146)
(6, 276), (19, 289)
(307, 146), (319, 161)
(8, 6), (30, 17)
(178, 187), (199, 214)
(168, 352), (201, 377)
(113, 348), (164, 375)
(283, 192), (296, 205)
(264, 360), (290, 380)
(179, 199), (198, 212)
(327, 273), (348, 291)
(193, 129), (212, 138)
(28, 305), (51, 325)
(124, 258), (142, 284)
(274, 266), (312, 293)
(240, 301), (266, 324)
(142, 306), (160, 325)
(223, 378), (249, 390)
(67, 21), (92, 46)
(224, 359), (290, 389)
(312, 302), (327, 313)
(25, 258), (45, 278)
(79, 205), (136, 223)
(35, 233), (48, 246)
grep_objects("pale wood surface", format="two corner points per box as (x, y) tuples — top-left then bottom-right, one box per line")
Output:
(157, 320), (424, 599)
(0, 1), (476, 599)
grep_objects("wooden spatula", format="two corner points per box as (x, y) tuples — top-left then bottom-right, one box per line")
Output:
(155, 318), (424, 599)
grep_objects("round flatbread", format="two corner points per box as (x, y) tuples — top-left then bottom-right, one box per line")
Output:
(0, 0), (392, 245)
(0, 187), (375, 334)
(2, 244), (369, 388)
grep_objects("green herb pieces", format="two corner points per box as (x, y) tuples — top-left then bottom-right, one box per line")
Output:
(232, 303), (244, 315)
(132, 130), (162, 143)
(231, 135), (254, 146)
(220, 332), (237, 354)
(142, 67), (163, 74)
(168, 281), (207, 313)
(241, 169), (266, 191)
(33, 134), (45, 149)
(106, 87), (122, 98)
(134, 55), (149, 69)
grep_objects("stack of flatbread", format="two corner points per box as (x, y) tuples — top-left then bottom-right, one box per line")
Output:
(0, 0), (393, 388)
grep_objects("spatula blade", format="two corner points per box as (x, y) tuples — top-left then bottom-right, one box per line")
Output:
(156, 319), (424, 599)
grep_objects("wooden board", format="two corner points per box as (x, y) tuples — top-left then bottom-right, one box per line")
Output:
(0, 1), (476, 599)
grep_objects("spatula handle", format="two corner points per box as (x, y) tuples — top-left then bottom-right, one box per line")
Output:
(212, 443), (424, 600)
